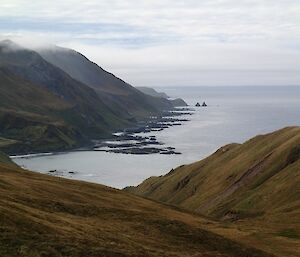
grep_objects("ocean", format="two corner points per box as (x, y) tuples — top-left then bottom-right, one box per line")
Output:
(14, 86), (300, 188)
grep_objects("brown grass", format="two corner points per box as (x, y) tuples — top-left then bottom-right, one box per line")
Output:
(0, 160), (274, 257)
(128, 127), (300, 257)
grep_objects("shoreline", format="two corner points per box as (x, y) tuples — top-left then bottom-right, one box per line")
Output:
(11, 106), (195, 159)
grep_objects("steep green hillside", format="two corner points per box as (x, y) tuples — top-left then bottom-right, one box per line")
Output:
(0, 67), (81, 153)
(128, 127), (300, 257)
(0, 40), (132, 153)
(0, 40), (127, 129)
(38, 46), (138, 96)
(0, 161), (273, 257)
(0, 68), (71, 112)
(0, 39), (184, 153)
(38, 46), (176, 118)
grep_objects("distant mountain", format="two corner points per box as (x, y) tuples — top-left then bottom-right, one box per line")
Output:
(136, 87), (169, 98)
(0, 39), (187, 153)
(0, 40), (129, 153)
(169, 98), (188, 107)
(136, 86), (188, 106)
(38, 46), (175, 118)
(0, 153), (273, 257)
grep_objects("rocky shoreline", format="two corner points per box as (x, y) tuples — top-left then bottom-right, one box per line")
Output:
(93, 107), (194, 155)
(12, 107), (195, 158)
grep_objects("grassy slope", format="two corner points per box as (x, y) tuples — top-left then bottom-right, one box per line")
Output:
(0, 41), (128, 131)
(0, 158), (273, 257)
(38, 46), (175, 119)
(0, 68), (71, 112)
(128, 127), (300, 257)
(0, 68), (80, 153)
(0, 40), (132, 153)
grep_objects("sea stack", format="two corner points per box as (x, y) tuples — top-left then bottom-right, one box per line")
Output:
(202, 102), (207, 107)
(195, 102), (201, 107)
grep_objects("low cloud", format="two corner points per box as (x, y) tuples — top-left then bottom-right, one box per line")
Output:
(66, 42), (300, 86)
(1, 0), (300, 86)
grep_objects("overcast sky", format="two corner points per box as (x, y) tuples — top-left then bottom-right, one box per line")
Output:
(1, 0), (300, 87)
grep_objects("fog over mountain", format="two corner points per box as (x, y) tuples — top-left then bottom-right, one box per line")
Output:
(1, 2), (300, 257)
(0, 39), (180, 153)
(1, 0), (300, 86)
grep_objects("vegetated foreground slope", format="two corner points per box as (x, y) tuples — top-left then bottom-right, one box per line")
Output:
(0, 156), (273, 257)
(127, 126), (300, 257)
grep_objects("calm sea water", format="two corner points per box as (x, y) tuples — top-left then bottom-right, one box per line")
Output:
(14, 86), (300, 188)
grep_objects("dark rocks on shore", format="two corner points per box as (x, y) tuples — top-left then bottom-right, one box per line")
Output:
(160, 151), (181, 155)
(95, 147), (181, 155)
(95, 147), (160, 155)
(175, 107), (195, 112)
(93, 109), (194, 155)
(119, 115), (192, 135)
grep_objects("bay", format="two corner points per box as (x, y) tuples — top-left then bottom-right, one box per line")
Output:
(14, 86), (300, 188)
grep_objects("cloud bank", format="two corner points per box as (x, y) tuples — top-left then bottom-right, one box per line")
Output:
(1, 0), (300, 86)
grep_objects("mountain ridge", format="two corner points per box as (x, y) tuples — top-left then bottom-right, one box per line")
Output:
(37, 45), (178, 118)
(0, 39), (184, 154)
(136, 86), (169, 98)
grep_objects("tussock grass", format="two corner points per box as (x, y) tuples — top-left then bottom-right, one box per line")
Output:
(128, 127), (300, 257)
(0, 156), (273, 257)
